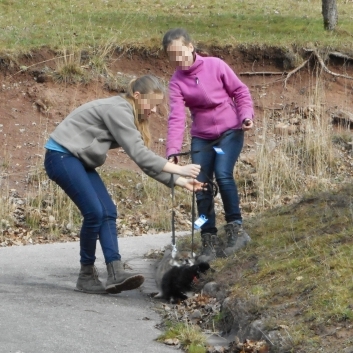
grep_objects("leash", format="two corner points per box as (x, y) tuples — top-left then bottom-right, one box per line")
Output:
(170, 174), (178, 258)
(169, 171), (196, 258)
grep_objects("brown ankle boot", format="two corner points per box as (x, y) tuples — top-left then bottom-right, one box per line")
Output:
(106, 260), (145, 294)
(223, 222), (251, 256)
(75, 264), (107, 294)
(197, 233), (217, 263)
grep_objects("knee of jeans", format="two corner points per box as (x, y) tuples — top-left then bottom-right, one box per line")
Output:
(215, 174), (235, 186)
(103, 206), (117, 220)
(83, 209), (104, 229)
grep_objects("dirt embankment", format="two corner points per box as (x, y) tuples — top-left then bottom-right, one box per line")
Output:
(1, 46), (353, 196)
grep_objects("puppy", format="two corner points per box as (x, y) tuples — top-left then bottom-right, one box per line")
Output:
(154, 248), (195, 298)
(160, 262), (210, 303)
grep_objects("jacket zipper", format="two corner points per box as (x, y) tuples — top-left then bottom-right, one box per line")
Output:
(195, 76), (212, 105)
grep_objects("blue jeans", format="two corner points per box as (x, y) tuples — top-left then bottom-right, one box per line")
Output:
(191, 129), (244, 235)
(44, 150), (120, 265)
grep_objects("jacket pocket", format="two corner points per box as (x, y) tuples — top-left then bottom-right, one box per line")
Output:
(77, 138), (108, 168)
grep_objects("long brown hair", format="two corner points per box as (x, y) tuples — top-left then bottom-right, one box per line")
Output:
(122, 75), (164, 147)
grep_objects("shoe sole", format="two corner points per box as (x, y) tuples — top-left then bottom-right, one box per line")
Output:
(74, 287), (108, 294)
(106, 275), (145, 294)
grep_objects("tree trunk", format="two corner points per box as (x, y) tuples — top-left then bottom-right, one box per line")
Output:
(322, 0), (338, 31)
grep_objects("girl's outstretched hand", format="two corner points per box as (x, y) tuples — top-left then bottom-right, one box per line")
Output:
(184, 179), (207, 192)
(175, 177), (207, 191)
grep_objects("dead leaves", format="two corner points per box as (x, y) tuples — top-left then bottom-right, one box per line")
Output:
(158, 289), (270, 353)
(161, 294), (221, 328)
(227, 339), (269, 353)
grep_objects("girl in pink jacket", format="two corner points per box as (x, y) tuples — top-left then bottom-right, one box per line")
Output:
(163, 28), (254, 261)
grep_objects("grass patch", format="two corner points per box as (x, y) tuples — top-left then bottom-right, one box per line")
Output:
(157, 322), (207, 353)
(208, 184), (353, 351)
(0, 0), (352, 52)
(53, 49), (88, 84)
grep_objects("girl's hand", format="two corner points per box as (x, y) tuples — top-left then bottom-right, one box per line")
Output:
(242, 119), (254, 131)
(168, 156), (178, 164)
(178, 164), (201, 178)
(175, 177), (207, 191)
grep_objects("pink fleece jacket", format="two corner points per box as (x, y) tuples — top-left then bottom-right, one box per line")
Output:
(166, 54), (254, 157)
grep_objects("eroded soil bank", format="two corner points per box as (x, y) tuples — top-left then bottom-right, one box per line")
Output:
(1, 45), (352, 195)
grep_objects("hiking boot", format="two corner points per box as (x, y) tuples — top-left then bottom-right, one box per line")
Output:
(75, 264), (107, 294)
(223, 222), (251, 256)
(106, 260), (145, 294)
(196, 233), (217, 263)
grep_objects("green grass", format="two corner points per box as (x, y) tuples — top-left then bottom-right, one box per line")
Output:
(206, 184), (353, 351)
(0, 0), (352, 53)
(157, 322), (207, 353)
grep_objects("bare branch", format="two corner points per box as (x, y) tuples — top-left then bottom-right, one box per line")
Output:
(313, 50), (353, 80)
(284, 59), (310, 88)
(239, 71), (285, 76)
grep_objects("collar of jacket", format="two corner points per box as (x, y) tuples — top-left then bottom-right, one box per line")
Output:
(177, 53), (204, 75)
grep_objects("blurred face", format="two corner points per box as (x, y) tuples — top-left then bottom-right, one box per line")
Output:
(133, 92), (164, 119)
(166, 39), (194, 70)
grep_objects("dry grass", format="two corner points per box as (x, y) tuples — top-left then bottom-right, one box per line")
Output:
(254, 75), (336, 209)
(53, 49), (88, 84)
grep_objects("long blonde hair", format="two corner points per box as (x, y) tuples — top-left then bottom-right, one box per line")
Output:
(122, 75), (165, 147)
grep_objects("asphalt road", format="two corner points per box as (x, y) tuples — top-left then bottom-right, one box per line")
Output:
(0, 232), (187, 353)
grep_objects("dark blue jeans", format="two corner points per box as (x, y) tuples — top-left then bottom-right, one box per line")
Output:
(191, 129), (244, 235)
(44, 150), (120, 265)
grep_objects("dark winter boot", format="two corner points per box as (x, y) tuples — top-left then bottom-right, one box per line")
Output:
(197, 233), (217, 263)
(75, 264), (107, 294)
(106, 260), (145, 294)
(223, 222), (251, 256)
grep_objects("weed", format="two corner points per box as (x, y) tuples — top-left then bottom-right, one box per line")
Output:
(158, 322), (207, 353)
(53, 49), (88, 84)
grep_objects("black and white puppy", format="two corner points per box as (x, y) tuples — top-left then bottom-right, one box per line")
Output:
(160, 262), (210, 303)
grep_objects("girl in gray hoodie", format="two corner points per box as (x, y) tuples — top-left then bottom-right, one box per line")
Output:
(44, 74), (204, 295)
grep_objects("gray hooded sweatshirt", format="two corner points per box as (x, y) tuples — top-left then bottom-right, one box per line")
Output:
(50, 95), (177, 186)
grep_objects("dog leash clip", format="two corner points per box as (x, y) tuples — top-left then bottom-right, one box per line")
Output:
(171, 244), (178, 259)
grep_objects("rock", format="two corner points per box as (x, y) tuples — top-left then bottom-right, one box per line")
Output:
(202, 282), (220, 298)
